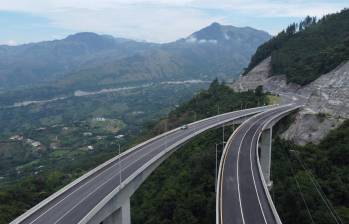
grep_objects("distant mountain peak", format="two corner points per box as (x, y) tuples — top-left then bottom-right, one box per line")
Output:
(209, 22), (222, 28)
(184, 22), (270, 45)
(65, 32), (101, 41)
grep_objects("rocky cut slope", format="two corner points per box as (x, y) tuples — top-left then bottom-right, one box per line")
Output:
(231, 56), (349, 145)
(231, 9), (349, 145)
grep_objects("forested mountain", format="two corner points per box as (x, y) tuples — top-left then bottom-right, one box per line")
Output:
(244, 8), (349, 85)
(0, 33), (155, 89)
(0, 23), (270, 90)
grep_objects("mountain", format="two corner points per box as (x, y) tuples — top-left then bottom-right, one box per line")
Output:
(231, 9), (349, 145)
(0, 33), (155, 89)
(243, 8), (349, 85)
(0, 23), (271, 90)
(53, 23), (271, 89)
(182, 22), (270, 47)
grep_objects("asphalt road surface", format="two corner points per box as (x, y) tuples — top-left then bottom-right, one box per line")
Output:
(12, 106), (272, 224)
(218, 104), (298, 224)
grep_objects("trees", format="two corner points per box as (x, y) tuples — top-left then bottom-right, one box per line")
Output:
(244, 9), (349, 85)
(132, 82), (268, 224)
(255, 85), (263, 97)
(0, 81), (269, 223)
(272, 120), (349, 223)
(299, 16), (317, 31)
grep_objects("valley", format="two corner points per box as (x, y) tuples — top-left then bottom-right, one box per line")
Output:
(0, 81), (209, 186)
(0, 5), (348, 224)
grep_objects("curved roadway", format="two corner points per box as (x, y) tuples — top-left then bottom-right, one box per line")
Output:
(217, 104), (300, 224)
(12, 106), (273, 224)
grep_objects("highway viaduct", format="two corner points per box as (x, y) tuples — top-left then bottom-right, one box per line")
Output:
(11, 104), (301, 224)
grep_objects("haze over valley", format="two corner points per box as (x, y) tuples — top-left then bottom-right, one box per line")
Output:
(0, 2), (348, 224)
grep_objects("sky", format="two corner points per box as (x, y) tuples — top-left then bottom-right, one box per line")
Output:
(0, 0), (347, 45)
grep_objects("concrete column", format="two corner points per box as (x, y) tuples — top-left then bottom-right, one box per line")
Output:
(121, 198), (131, 224)
(259, 127), (272, 189)
(103, 198), (131, 224)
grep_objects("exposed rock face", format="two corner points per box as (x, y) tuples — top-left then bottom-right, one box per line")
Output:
(281, 108), (344, 145)
(231, 57), (272, 91)
(231, 57), (301, 93)
(300, 61), (349, 118)
(230, 58), (349, 145)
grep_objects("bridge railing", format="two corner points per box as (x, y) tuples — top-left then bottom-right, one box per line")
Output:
(216, 104), (301, 224)
(255, 105), (302, 224)
(79, 106), (275, 223)
(12, 105), (274, 224)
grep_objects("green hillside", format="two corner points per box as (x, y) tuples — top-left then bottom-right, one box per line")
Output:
(0, 81), (347, 224)
(272, 119), (349, 223)
(244, 9), (349, 85)
(0, 81), (267, 224)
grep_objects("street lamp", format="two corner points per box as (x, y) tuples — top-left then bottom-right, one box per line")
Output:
(215, 143), (218, 192)
(117, 142), (122, 188)
(215, 142), (227, 192)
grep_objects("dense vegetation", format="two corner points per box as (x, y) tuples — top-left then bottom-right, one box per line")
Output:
(131, 81), (268, 223)
(0, 81), (267, 223)
(0, 83), (206, 135)
(0, 82), (208, 187)
(132, 130), (225, 224)
(244, 9), (349, 85)
(272, 119), (349, 223)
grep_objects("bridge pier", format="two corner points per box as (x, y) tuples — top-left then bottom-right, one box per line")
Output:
(259, 127), (273, 189)
(103, 198), (130, 224)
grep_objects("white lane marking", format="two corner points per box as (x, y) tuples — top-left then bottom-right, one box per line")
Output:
(237, 127), (252, 224)
(219, 119), (247, 223)
(53, 140), (171, 224)
(34, 115), (235, 224)
(249, 123), (268, 224)
(238, 107), (289, 224)
(23, 109), (264, 224)
(236, 116), (267, 224)
(28, 131), (184, 224)
(219, 111), (274, 223)
(27, 110), (264, 224)
(56, 117), (237, 224)
(220, 107), (287, 224)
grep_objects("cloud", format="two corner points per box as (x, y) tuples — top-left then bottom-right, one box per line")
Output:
(186, 36), (218, 44)
(213, 0), (345, 17)
(48, 5), (220, 43)
(1, 40), (18, 46)
(0, 1), (223, 43)
(0, 0), (347, 42)
(1, 0), (345, 16)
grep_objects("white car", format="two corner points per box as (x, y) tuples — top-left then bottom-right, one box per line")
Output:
(180, 124), (188, 130)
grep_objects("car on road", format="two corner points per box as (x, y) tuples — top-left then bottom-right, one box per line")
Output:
(180, 124), (188, 130)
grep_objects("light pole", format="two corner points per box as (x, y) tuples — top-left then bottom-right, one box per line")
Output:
(215, 143), (218, 192)
(117, 142), (122, 187)
(217, 104), (220, 124)
(165, 119), (168, 149)
(215, 142), (226, 192)
(222, 122), (225, 147)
